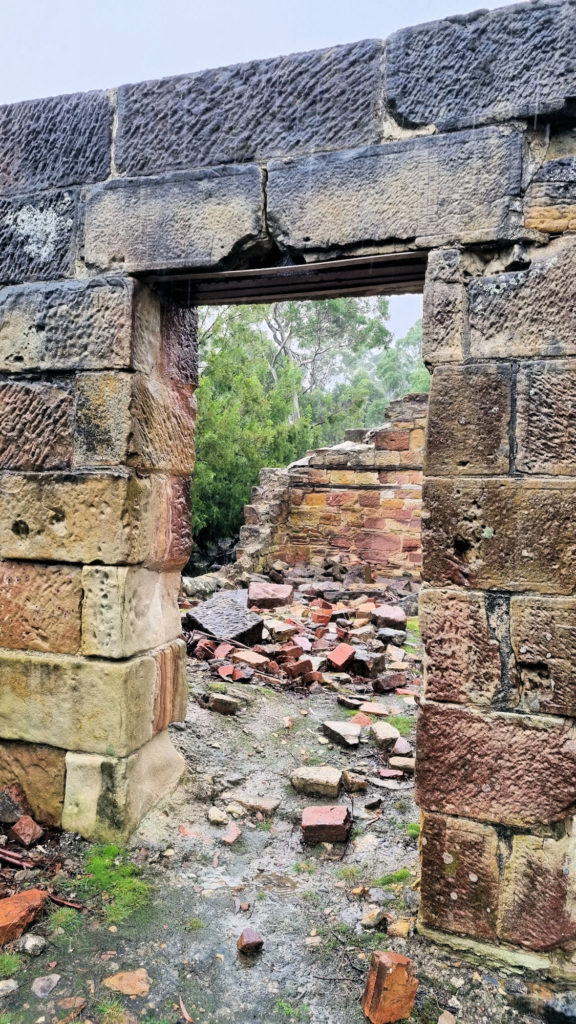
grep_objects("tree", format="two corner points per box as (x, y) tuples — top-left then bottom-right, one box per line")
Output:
(192, 300), (427, 547)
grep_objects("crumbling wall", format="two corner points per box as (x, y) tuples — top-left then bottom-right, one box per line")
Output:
(236, 394), (427, 580)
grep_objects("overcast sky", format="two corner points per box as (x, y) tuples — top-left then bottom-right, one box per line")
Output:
(0, 0), (517, 337)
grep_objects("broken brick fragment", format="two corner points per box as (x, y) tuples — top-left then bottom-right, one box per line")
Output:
(361, 951), (419, 1024)
(350, 712), (373, 726)
(284, 658), (313, 679)
(0, 889), (47, 945)
(372, 604), (407, 629)
(9, 814), (44, 847)
(217, 664), (234, 679)
(327, 643), (356, 669)
(194, 638), (217, 660)
(213, 642), (234, 660)
(232, 649), (269, 669)
(247, 582), (294, 608)
(237, 927), (264, 954)
(301, 805), (351, 844)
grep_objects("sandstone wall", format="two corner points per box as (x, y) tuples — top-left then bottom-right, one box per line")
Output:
(236, 394), (427, 581)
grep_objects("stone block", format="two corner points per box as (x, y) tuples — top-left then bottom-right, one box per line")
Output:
(61, 731), (185, 842)
(0, 189), (78, 285)
(73, 371), (196, 474)
(0, 380), (73, 470)
(0, 471), (150, 564)
(510, 595), (576, 717)
(420, 589), (504, 707)
(301, 805), (351, 843)
(84, 165), (264, 273)
(0, 560), (82, 654)
(469, 237), (576, 360)
(0, 277), (137, 373)
(516, 359), (576, 475)
(419, 813), (500, 941)
(0, 889), (47, 945)
(267, 127), (523, 252)
(361, 951), (418, 1024)
(423, 477), (576, 593)
(416, 703), (576, 826)
(0, 91), (111, 194)
(0, 740), (66, 825)
(146, 475), (193, 572)
(0, 641), (185, 756)
(425, 364), (511, 475)
(498, 833), (576, 952)
(290, 765), (342, 798)
(116, 40), (383, 173)
(525, 156), (576, 232)
(82, 566), (181, 658)
(152, 639), (188, 731)
(385, 1), (576, 132)
(185, 590), (263, 645)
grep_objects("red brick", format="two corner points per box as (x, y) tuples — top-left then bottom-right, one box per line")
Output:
(237, 927), (264, 954)
(498, 834), (576, 952)
(374, 428), (411, 451)
(327, 643), (356, 668)
(0, 889), (47, 945)
(361, 951), (418, 1024)
(232, 649), (269, 669)
(301, 805), (351, 843)
(9, 814), (44, 847)
(284, 658), (313, 679)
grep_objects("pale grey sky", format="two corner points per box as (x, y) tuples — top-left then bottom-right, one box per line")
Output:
(1, 0), (518, 105)
(0, 0), (518, 336)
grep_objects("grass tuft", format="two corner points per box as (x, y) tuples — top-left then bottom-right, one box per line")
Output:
(76, 844), (150, 925)
(372, 867), (412, 888)
(0, 953), (20, 978)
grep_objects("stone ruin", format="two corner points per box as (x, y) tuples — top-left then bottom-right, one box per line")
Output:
(236, 393), (426, 581)
(0, 0), (574, 980)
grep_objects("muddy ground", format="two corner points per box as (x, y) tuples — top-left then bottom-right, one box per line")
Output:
(1, 660), (571, 1024)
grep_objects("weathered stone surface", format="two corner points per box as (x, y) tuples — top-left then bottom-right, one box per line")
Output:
(0, 643), (184, 756)
(84, 165), (263, 273)
(516, 359), (576, 475)
(0, 889), (47, 946)
(361, 950), (418, 1024)
(510, 595), (576, 717)
(185, 591), (263, 645)
(290, 765), (342, 798)
(0, 741), (66, 825)
(247, 581), (294, 608)
(420, 589), (503, 707)
(469, 238), (576, 360)
(425, 364), (511, 476)
(386, 1), (576, 132)
(416, 703), (576, 826)
(422, 249), (465, 365)
(0, 471), (188, 568)
(0, 189), (77, 285)
(301, 804), (351, 843)
(498, 833), (576, 952)
(525, 155), (576, 232)
(62, 731), (185, 841)
(82, 566), (181, 658)
(237, 927), (264, 955)
(0, 91), (111, 194)
(0, 380), (73, 470)
(73, 372), (132, 467)
(322, 720), (361, 747)
(268, 128), (523, 252)
(116, 40), (383, 174)
(0, 560), (82, 654)
(0, 278), (137, 373)
(419, 813), (500, 941)
(128, 375), (196, 474)
(423, 477), (576, 593)
(369, 721), (401, 751)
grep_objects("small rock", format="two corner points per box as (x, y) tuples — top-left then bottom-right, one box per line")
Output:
(387, 918), (412, 938)
(103, 968), (151, 996)
(337, 695), (363, 709)
(207, 693), (242, 716)
(17, 933), (46, 956)
(236, 795), (280, 816)
(369, 721), (401, 752)
(326, 643), (356, 669)
(438, 1013), (457, 1024)
(248, 582), (294, 608)
(361, 906), (388, 929)
(264, 619), (298, 640)
(342, 770), (368, 792)
(31, 974), (60, 998)
(371, 604), (407, 629)
(301, 805), (351, 844)
(225, 801), (246, 818)
(291, 765), (342, 798)
(0, 785), (26, 825)
(349, 712), (373, 727)
(237, 927), (264, 954)
(0, 979), (18, 998)
(359, 702), (391, 718)
(222, 823), (242, 845)
(9, 815), (44, 847)
(392, 738), (413, 756)
(322, 720), (361, 747)
(208, 806), (229, 826)
(362, 951), (418, 1024)
(389, 756), (416, 774)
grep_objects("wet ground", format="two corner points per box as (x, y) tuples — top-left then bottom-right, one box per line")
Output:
(0, 659), (566, 1024)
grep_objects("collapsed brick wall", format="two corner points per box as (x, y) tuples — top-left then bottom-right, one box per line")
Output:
(236, 394), (427, 580)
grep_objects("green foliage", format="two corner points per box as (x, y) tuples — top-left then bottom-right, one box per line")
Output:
(386, 715), (414, 737)
(96, 1000), (126, 1024)
(192, 300), (426, 545)
(274, 998), (311, 1021)
(48, 905), (83, 935)
(78, 844), (150, 924)
(373, 868), (412, 887)
(185, 917), (204, 931)
(293, 859), (316, 874)
(334, 865), (364, 883)
(405, 822), (421, 839)
(0, 953), (20, 978)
